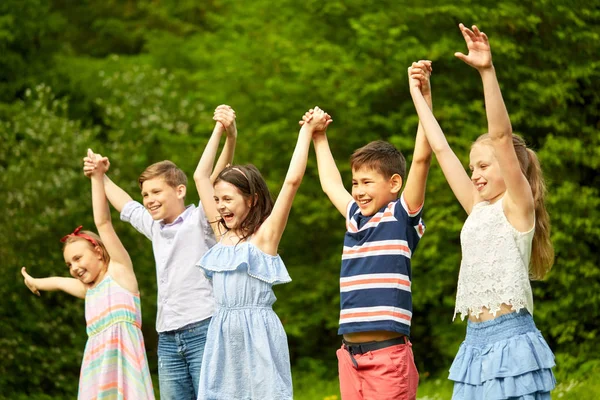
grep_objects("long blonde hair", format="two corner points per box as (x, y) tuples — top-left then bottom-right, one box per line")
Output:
(475, 134), (554, 279)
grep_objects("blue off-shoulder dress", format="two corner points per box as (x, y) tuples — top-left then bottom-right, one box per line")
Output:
(196, 241), (293, 400)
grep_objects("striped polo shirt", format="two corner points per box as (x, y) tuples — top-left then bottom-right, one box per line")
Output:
(339, 193), (425, 337)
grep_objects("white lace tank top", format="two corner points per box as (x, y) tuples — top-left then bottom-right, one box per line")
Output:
(454, 197), (535, 320)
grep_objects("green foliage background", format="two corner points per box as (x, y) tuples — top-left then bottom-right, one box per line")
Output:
(1, 0), (598, 398)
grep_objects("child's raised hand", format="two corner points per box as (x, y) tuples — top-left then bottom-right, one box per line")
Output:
(299, 108), (332, 136)
(21, 267), (40, 296)
(213, 105), (237, 138)
(307, 107), (332, 132)
(83, 149), (110, 177)
(408, 60), (433, 97)
(454, 23), (492, 71)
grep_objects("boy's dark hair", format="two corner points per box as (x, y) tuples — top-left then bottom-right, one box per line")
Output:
(350, 140), (406, 182)
(214, 164), (274, 241)
(138, 160), (187, 190)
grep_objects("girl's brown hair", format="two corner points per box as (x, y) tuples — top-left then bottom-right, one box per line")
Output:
(475, 134), (554, 279)
(214, 164), (274, 241)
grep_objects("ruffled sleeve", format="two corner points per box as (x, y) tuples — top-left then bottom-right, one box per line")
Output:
(197, 242), (292, 285)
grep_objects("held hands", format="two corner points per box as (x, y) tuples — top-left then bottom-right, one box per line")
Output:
(21, 267), (40, 296)
(298, 107), (332, 136)
(408, 60), (433, 97)
(83, 149), (110, 178)
(213, 105), (237, 138)
(455, 23), (492, 71)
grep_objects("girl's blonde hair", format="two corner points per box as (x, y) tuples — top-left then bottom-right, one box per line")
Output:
(62, 230), (110, 265)
(474, 134), (554, 279)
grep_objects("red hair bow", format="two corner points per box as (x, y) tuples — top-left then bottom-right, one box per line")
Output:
(60, 226), (99, 247)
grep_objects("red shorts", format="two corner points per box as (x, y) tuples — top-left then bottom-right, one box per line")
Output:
(337, 338), (419, 400)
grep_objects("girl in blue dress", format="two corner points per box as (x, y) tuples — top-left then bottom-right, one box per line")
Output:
(194, 105), (331, 400)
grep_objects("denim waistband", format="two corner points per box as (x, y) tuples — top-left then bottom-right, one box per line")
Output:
(159, 317), (211, 335)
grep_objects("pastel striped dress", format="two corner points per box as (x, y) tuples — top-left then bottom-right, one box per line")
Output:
(78, 274), (155, 399)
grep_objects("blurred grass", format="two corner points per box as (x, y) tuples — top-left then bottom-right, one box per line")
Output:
(293, 364), (600, 400)
(5, 365), (600, 399)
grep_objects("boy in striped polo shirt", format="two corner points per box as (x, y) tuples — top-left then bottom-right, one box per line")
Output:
(311, 61), (432, 399)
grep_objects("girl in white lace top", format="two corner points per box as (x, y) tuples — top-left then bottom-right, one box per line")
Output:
(409, 23), (556, 399)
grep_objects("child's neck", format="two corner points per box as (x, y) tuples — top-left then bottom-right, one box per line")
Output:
(223, 229), (249, 245)
(87, 266), (108, 289)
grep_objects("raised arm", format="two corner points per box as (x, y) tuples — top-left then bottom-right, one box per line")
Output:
(194, 113), (227, 236)
(83, 154), (133, 213)
(21, 267), (86, 299)
(257, 107), (331, 254)
(209, 105), (237, 183)
(408, 64), (476, 214)
(455, 24), (534, 218)
(87, 149), (137, 293)
(309, 112), (353, 217)
(403, 60), (433, 211)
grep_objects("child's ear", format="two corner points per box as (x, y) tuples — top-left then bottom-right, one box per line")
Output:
(176, 184), (187, 199)
(389, 174), (403, 194)
(94, 246), (103, 260)
(247, 193), (258, 208)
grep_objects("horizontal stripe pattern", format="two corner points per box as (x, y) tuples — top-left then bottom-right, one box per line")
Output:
(346, 202), (398, 233)
(79, 275), (155, 399)
(340, 195), (424, 336)
(342, 239), (411, 260)
(340, 273), (411, 292)
(339, 306), (412, 326)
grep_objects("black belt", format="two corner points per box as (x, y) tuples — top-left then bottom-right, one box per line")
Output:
(343, 336), (408, 356)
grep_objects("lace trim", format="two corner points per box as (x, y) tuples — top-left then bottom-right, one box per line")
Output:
(454, 198), (534, 321)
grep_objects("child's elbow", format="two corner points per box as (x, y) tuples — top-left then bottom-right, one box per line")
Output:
(489, 130), (513, 142)
(194, 173), (210, 186)
(284, 175), (303, 189)
(94, 218), (111, 229)
(413, 154), (432, 166)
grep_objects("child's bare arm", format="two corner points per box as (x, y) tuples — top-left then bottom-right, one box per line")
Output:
(403, 60), (433, 211)
(209, 105), (237, 183)
(257, 107), (331, 254)
(87, 150), (136, 293)
(102, 175), (134, 213)
(308, 110), (352, 217)
(194, 109), (228, 236)
(21, 267), (86, 299)
(408, 61), (475, 214)
(83, 153), (133, 213)
(456, 24), (534, 218)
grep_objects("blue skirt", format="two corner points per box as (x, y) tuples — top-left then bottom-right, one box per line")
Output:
(449, 311), (556, 400)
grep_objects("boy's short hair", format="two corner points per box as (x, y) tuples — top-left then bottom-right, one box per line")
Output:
(138, 160), (188, 189)
(350, 140), (406, 182)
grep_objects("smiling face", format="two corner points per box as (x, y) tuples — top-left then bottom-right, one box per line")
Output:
(64, 240), (106, 285)
(469, 143), (506, 203)
(214, 180), (253, 233)
(141, 177), (186, 223)
(351, 167), (400, 217)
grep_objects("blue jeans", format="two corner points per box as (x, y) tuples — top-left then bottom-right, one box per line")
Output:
(158, 318), (211, 400)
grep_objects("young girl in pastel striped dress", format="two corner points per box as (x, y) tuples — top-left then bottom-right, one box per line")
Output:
(21, 149), (155, 399)
(409, 24), (556, 399)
